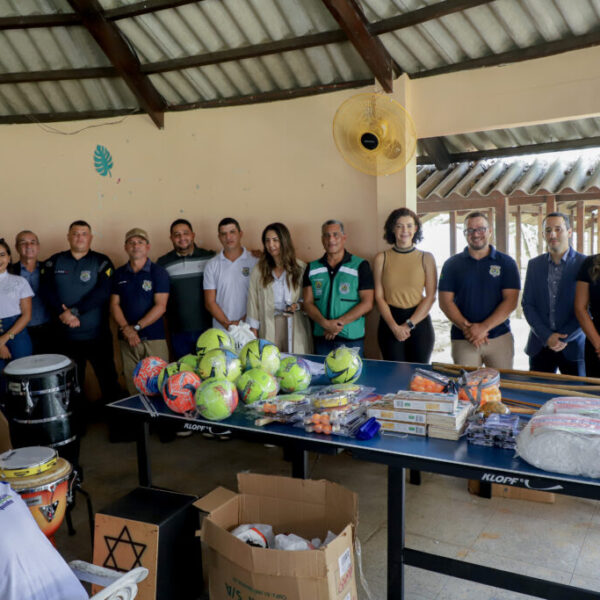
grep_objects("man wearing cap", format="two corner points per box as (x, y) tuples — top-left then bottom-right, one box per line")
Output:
(41, 220), (121, 413)
(157, 219), (215, 358)
(110, 228), (170, 395)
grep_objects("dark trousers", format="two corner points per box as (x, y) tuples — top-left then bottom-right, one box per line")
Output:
(377, 307), (435, 364)
(529, 346), (584, 376)
(171, 330), (202, 360)
(314, 336), (365, 357)
(585, 340), (600, 377)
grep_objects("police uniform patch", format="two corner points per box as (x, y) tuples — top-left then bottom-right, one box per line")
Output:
(80, 270), (91, 282)
(489, 265), (501, 277)
(339, 282), (350, 294)
(242, 267), (250, 276)
(142, 280), (152, 291)
(315, 280), (323, 290)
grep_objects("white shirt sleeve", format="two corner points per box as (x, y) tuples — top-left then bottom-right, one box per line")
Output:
(203, 258), (218, 290)
(18, 277), (34, 299)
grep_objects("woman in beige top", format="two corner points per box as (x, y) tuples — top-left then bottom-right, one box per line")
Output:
(246, 223), (312, 353)
(374, 208), (437, 363)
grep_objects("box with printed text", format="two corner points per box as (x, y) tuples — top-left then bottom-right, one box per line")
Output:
(195, 473), (358, 600)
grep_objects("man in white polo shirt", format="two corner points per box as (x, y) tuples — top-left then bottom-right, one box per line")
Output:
(204, 218), (258, 331)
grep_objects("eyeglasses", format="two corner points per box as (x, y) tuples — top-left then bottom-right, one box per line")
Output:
(464, 227), (488, 236)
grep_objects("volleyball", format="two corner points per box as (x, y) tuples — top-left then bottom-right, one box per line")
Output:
(157, 361), (194, 392)
(324, 347), (363, 383)
(276, 356), (311, 393)
(132, 356), (168, 395)
(177, 353), (201, 372)
(195, 378), (238, 420)
(198, 348), (242, 381)
(162, 371), (202, 414)
(196, 328), (234, 358)
(236, 368), (279, 404)
(239, 339), (281, 374)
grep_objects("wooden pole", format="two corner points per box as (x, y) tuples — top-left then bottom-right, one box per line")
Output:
(515, 205), (522, 271)
(546, 195), (556, 214)
(449, 210), (457, 255)
(576, 200), (585, 253)
(495, 198), (508, 253)
(537, 207), (544, 254)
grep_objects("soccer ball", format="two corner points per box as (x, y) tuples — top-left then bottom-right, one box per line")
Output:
(162, 371), (202, 414)
(236, 368), (279, 404)
(195, 378), (238, 420)
(177, 353), (201, 373)
(276, 356), (311, 393)
(132, 356), (168, 395)
(239, 339), (281, 374)
(196, 328), (234, 359)
(198, 348), (242, 381)
(324, 347), (363, 384)
(157, 361), (194, 392)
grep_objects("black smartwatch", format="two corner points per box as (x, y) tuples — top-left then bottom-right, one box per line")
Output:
(405, 319), (415, 330)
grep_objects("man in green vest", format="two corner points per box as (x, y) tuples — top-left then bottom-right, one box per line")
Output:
(303, 220), (374, 356)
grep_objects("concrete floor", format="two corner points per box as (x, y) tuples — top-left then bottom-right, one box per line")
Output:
(52, 421), (600, 600)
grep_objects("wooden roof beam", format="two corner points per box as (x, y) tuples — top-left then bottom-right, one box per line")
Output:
(66, 0), (165, 129)
(321, 0), (394, 92)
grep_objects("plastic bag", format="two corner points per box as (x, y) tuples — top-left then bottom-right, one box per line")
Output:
(537, 397), (600, 418)
(228, 321), (256, 351)
(516, 414), (600, 478)
(274, 533), (315, 551)
(230, 523), (275, 548)
(457, 368), (501, 406)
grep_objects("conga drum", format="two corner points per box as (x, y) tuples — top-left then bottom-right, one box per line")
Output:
(2, 354), (79, 461)
(0, 446), (72, 539)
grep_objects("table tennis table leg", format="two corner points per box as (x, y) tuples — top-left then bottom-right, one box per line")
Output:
(136, 420), (152, 487)
(290, 447), (309, 479)
(388, 465), (405, 600)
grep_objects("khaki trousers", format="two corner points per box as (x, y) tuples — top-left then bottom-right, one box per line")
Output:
(119, 339), (169, 395)
(450, 332), (514, 370)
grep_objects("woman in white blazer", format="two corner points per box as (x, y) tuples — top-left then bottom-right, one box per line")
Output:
(246, 223), (312, 353)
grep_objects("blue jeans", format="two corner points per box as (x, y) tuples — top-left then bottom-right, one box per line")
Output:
(313, 336), (364, 357)
(171, 330), (203, 360)
(0, 314), (33, 373)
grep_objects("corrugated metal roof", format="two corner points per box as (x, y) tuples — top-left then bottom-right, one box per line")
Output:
(417, 151), (600, 201)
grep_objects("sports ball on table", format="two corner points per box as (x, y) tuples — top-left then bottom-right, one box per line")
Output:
(195, 378), (238, 420)
(198, 348), (242, 381)
(132, 356), (168, 395)
(236, 368), (279, 404)
(324, 347), (363, 383)
(157, 361), (194, 392)
(162, 371), (202, 414)
(196, 328), (234, 359)
(177, 353), (201, 373)
(239, 339), (281, 374)
(276, 356), (311, 393)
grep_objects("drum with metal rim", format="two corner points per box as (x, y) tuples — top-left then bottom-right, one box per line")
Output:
(0, 446), (57, 478)
(0, 447), (72, 538)
(2, 354), (79, 452)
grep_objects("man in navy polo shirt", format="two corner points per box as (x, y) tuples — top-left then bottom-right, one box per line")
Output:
(110, 228), (170, 395)
(439, 211), (520, 369)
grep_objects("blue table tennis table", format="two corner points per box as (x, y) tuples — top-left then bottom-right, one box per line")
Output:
(109, 357), (600, 600)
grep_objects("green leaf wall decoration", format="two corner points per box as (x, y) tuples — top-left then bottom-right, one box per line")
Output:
(94, 145), (114, 177)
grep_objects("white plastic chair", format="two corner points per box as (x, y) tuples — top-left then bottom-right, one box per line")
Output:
(69, 560), (148, 600)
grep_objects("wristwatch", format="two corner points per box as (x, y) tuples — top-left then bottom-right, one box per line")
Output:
(405, 319), (415, 330)
(133, 323), (142, 332)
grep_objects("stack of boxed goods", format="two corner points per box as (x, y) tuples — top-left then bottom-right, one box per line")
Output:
(367, 369), (474, 439)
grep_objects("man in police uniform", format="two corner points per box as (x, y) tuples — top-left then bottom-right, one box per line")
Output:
(110, 228), (170, 395)
(303, 219), (374, 356)
(157, 219), (214, 358)
(439, 211), (520, 369)
(10, 230), (53, 354)
(41, 221), (121, 416)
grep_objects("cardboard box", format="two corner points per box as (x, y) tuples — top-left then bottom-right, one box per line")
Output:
(467, 480), (555, 503)
(196, 473), (358, 600)
(378, 420), (427, 436)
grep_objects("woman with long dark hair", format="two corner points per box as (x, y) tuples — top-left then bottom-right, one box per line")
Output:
(374, 208), (437, 363)
(575, 256), (600, 376)
(246, 223), (312, 353)
(0, 238), (33, 371)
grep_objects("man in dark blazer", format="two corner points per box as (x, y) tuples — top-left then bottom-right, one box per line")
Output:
(522, 212), (586, 375)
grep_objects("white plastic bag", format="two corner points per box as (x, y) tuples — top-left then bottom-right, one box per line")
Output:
(228, 321), (256, 351)
(230, 523), (274, 548)
(273, 533), (315, 551)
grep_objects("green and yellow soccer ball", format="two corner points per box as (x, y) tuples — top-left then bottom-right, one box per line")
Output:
(236, 368), (278, 404)
(324, 347), (363, 384)
(195, 378), (238, 421)
(196, 328), (234, 359)
(198, 348), (242, 382)
(157, 361), (194, 392)
(276, 356), (311, 393)
(177, 353), (201, 373)
(239, 339), (281, 374)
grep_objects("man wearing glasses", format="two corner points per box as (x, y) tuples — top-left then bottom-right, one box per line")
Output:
(439, 212), (520, 369)
(10, 231), (52, 354)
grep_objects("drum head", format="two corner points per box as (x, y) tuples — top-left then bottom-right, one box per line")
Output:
(9, 457), (72, 492)
(4, 354), (72, 375)
(0, 446), (57, 478)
